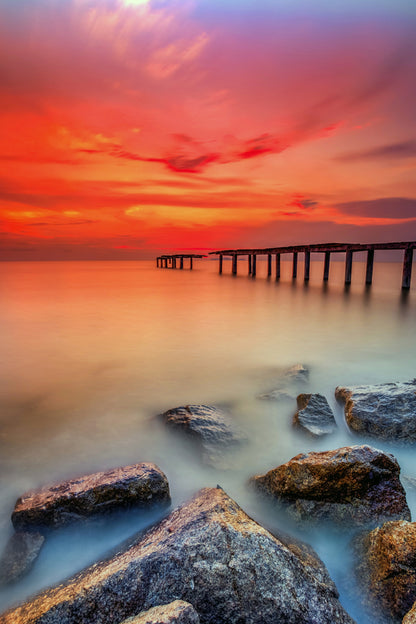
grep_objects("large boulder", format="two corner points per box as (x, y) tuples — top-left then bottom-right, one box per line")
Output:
(0, 487), (355, 624)
(353, 520), (416, 623)
(293, 393), (337, 437)
(12, 463), (170, 531)
(335, 380), (416, 442)
(120, 601), (199, 624)
(250, 445), (411, 526)
(0, 531), (45, 585)
(158, 405), (246, 466)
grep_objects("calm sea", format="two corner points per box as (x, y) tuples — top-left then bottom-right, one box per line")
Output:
(1, 258), (416, 622)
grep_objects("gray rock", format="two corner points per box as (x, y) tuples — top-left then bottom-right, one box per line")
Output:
(121, 601), (199, 624)
(335, 380), (416, 443)
(250, 445), (411, 527)
(12, 463), (170, 531)
(0, 532), (45, 585)
(0, 487), (355, 624)
(404, 602), (416, 624)
(158, 405), (246, 467)
(353, 520), (416, 623)
(293, 393), (337, 437)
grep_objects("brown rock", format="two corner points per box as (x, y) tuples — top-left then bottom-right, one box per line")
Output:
(121, 601), (199, 624)
(0, 487), (355, 624)
(250, 445), (410, 526)
(353, 520), (416, 623)
(403, 602), (416, 624)
(0, 532), (45, 585)
(12, 463), (170, 530)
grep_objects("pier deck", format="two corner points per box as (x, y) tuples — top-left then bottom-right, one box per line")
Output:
(208, 241), (416, 289)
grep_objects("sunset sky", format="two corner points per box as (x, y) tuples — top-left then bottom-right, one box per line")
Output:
(1, 0), (416, 259)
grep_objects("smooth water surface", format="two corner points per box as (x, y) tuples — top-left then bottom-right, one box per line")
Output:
(1, 258), (416, 622)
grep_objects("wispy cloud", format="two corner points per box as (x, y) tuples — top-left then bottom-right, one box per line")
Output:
(337, 140), (416, 162)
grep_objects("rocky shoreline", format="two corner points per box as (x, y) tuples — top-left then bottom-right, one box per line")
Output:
(1, 375), (416, 624)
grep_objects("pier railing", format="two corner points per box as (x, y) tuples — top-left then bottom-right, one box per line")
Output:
(208, 241), (416, 289)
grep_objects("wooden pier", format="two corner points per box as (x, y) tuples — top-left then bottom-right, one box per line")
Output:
(156, 253), (206, 270)
(209, 241), (416, 289)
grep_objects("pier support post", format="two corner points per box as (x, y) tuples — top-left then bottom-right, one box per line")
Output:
(252, 254), (257, 277)
(232, 254), (237, 275)
(267, 254), (272, 277)
(345, 249), (353, 285)
(366, 249), (374, 285)
(248, 254), (252, 275)
(304, 251), (310, 281)
(219, 255), (223, 274)
(156, 258), (159, 267)
(402, 246), (413, 289)
(323, 251), (331, 281)
(173, 257), (177, 269)
(292, 252), (298, 279)
(190, 257), (193, 270)
(275, 254), (280, 281)
(180, 257), (184, 269)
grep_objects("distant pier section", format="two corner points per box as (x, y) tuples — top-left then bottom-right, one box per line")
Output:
(209, 241), (416, 289)
(156, 253), (206, 270)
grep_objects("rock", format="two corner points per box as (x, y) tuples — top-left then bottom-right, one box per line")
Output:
(0, 531), (45, 585)
(250, 445), (411, 526)
(120, 601), (199, 624)
(353, 520), (416, 623)
(293, 393), (337, 437)
(12, 463), (170, 531)
(257, 363), (309, 401)
(0, 487), (356, 624)
(403, 602), (416, 624)
(335, 380), (416, 443)
(158, 405), (246, 467)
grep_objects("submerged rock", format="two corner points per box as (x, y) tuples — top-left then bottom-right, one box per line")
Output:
(120, 601), (199, 624)
(353, 520), (416, 623)
(0, 531), (45, 585)
(0, 487), (355, 624)
(257, 363), (309, 401)
(12, 463), (170, 531)
(293, 393), (337, 437)
(158, 405), (246, 467)
(335, 380), (416, 443)
(250, 445), (410, 526)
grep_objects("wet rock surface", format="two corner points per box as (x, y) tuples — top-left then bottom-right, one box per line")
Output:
(120, 601), (200, 624)
(0, 487), (355, 624)
(0, 532), (45, 585)
(293, 393), (337, 437)
(353, 520), (416, 623)
(335, 380), (416, 442)
(12, 463), (170, 531)
(250, 445), (411, 526)
(158, 405), (246, 466)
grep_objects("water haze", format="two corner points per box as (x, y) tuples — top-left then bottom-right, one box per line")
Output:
(1, 257), (415, 622)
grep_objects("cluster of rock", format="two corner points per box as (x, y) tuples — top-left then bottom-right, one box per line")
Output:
(1, 377), (416, 624)
(0, 463), (170, 586)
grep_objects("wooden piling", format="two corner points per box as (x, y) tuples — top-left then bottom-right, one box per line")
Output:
(219, 254), (223, 274)
(190, 257), (193, 270)
(365, 249), (374, 285)
(402, 246), (413, 289)
(180, 257), (184, 269)
(345, 249), (353, 285)
(323, 251), (331, 281)
(292, 252), (298, 279)
(275, 253), (281, 281)
(248, 254), (252, 275)
(232, 254), (237, 275)
(252, 254), (257, 277)
(304, 251), (310, 281)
